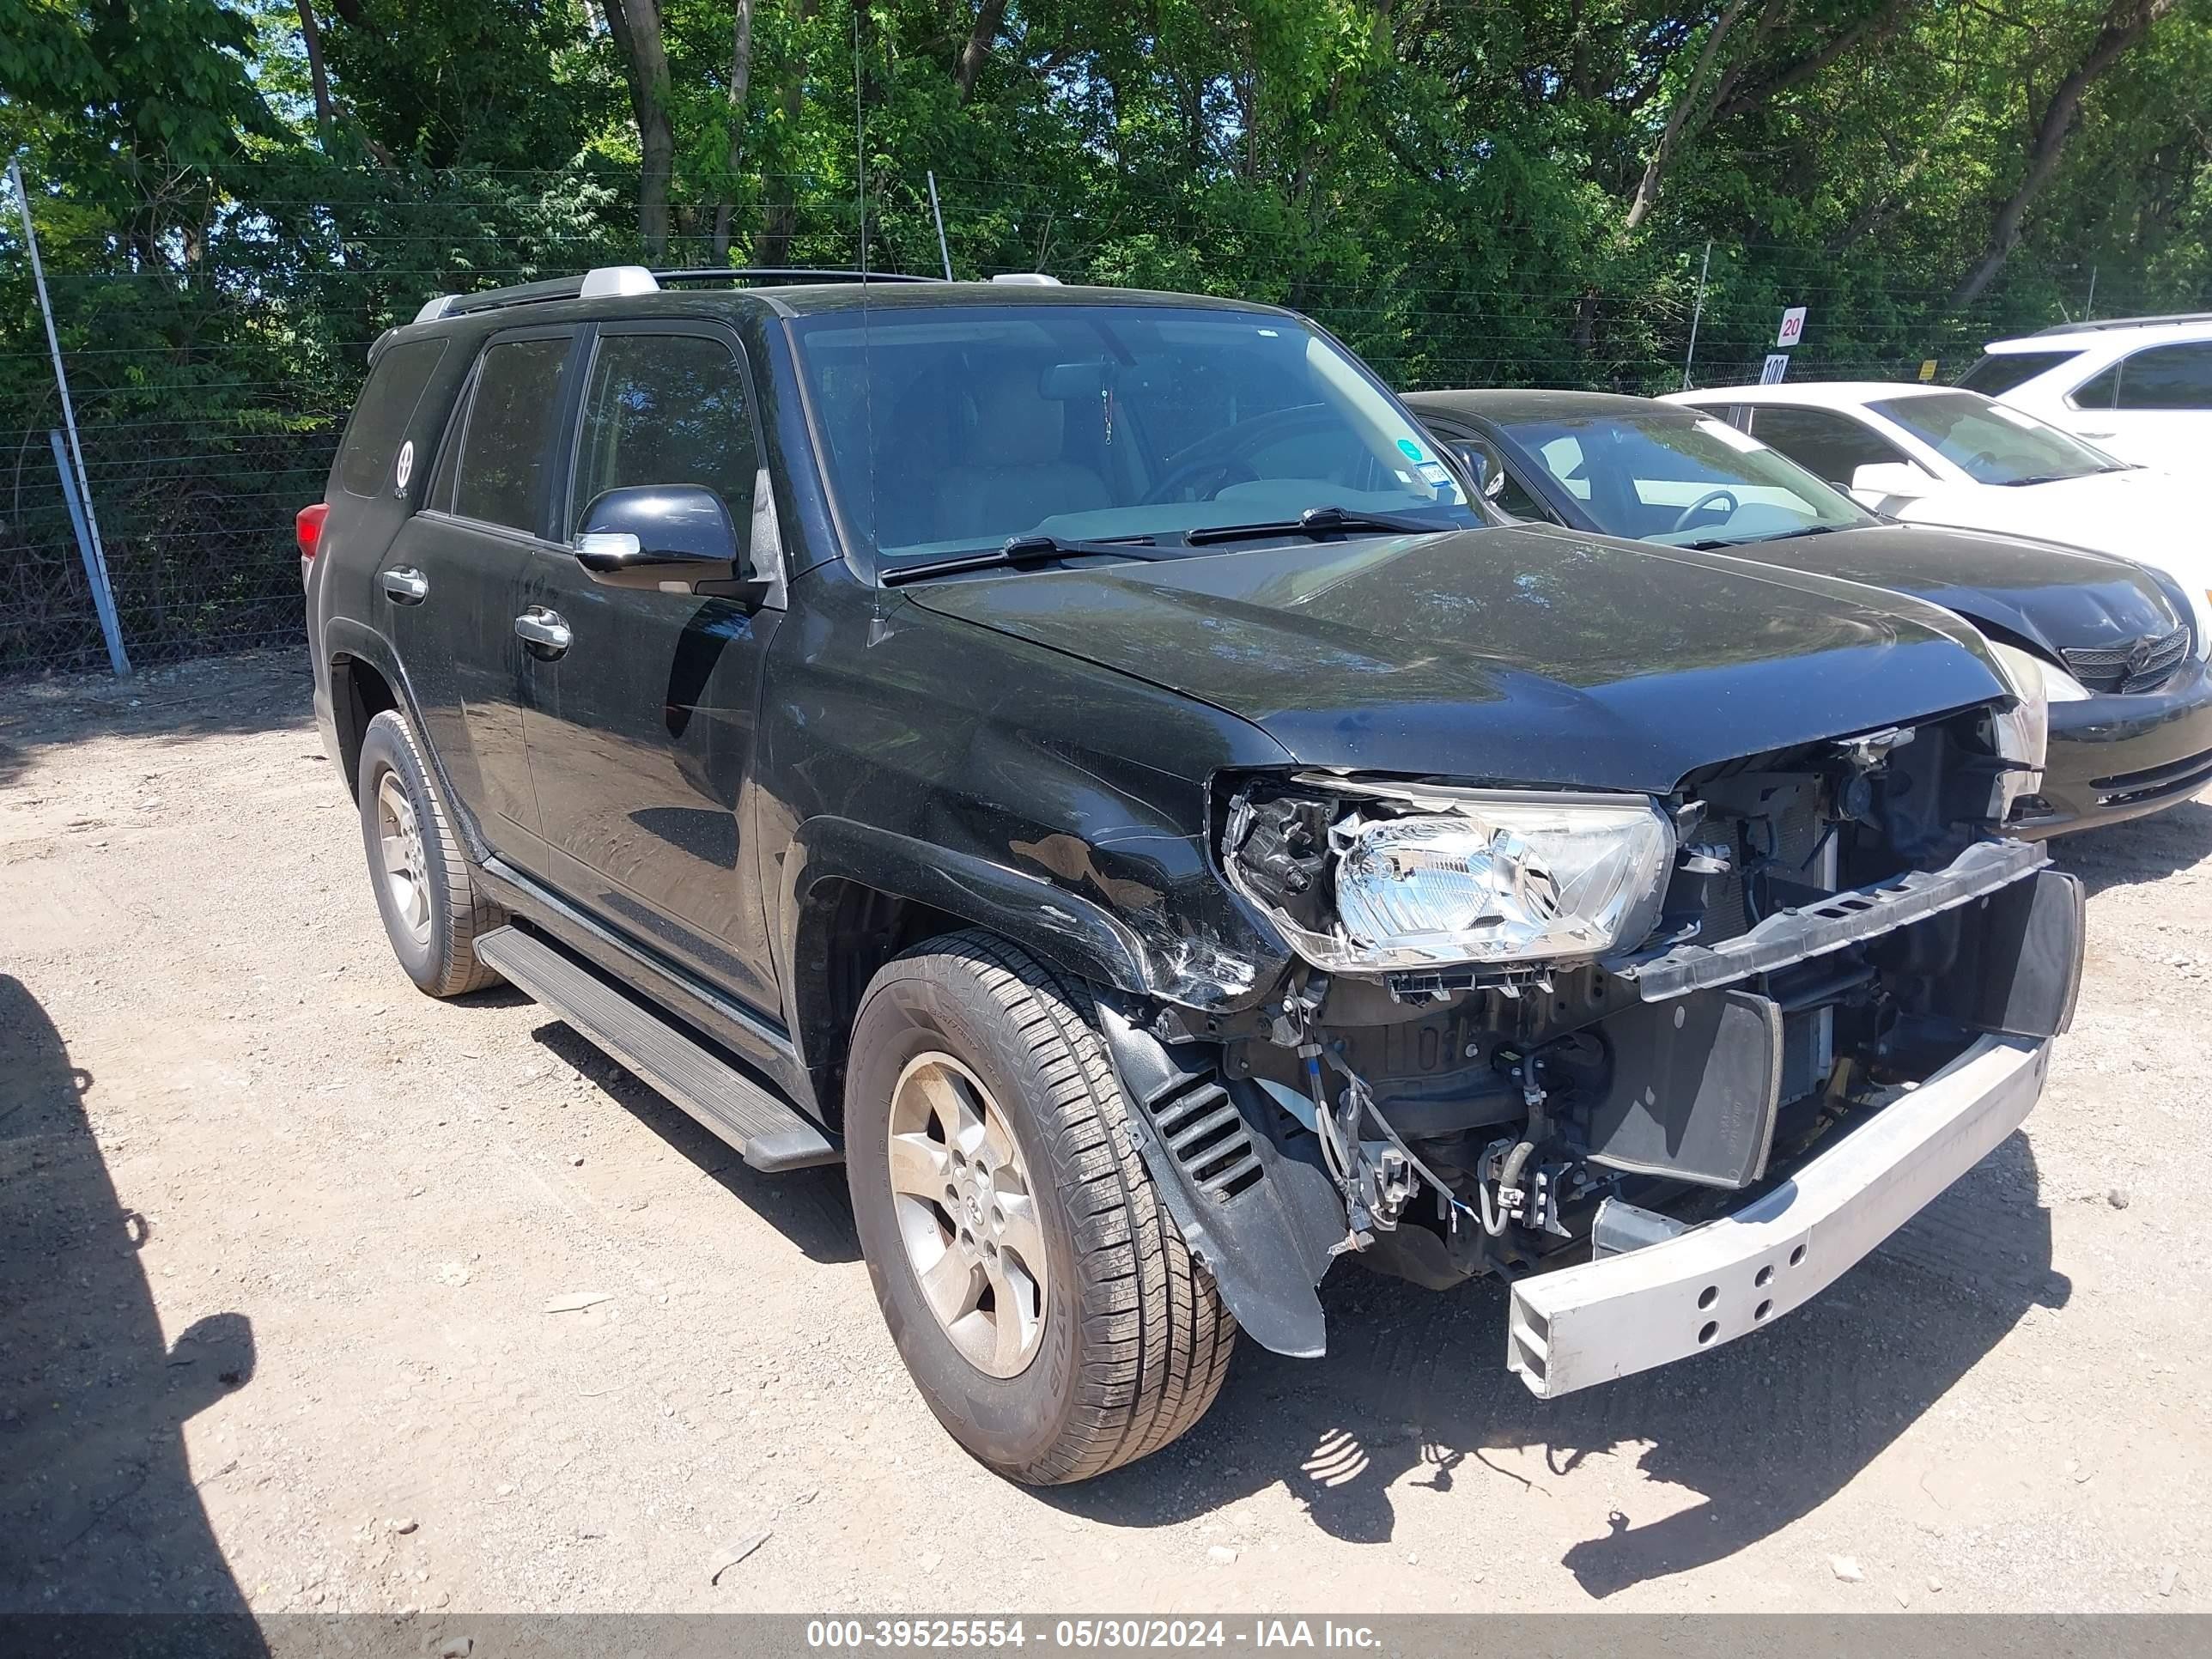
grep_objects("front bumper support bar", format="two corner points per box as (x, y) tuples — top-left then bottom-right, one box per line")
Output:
(1505, 1032), (2049, 1399)
(1605, 837), (2048, 1000)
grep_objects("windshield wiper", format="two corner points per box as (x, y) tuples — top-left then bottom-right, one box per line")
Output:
(1182, 503), (1455, 547)
(1680, 524), (1843, 551)
(879, 532), (1176, 586)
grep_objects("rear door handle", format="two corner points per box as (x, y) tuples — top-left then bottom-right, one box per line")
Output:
(380, 566), (429, 605)
(514, 606), (572, 659)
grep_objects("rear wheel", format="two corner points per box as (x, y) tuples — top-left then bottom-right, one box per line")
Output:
(845, 931), (1237, 1484)
(356, 709), (504, 996)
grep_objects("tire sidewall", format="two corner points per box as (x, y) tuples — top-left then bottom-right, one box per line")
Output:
(356, 713), (459, 994)
(846, 960), (1093, 1475)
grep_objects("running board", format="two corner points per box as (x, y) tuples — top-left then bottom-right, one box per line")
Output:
(476, 926), (841, 1172)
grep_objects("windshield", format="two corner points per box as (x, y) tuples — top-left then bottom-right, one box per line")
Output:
(788, 303), (1478, 564)
(1494, 408), (1870, 546)
(1868, 391), (2123, 484)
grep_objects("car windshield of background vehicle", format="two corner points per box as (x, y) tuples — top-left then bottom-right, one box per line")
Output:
(1869, 391), (2124, 484)
(1496, 409), (1870, 547)
(789, 304), (1479, 564)
(1957, 349), (2081, 397)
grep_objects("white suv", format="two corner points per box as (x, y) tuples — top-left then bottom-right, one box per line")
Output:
(1960, 314), (2212, 473)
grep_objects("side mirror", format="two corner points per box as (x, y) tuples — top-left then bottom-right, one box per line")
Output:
(1447, 441), (1507, 501)
(574, 483), (764, 603)
(1849, 461), (1928, 502)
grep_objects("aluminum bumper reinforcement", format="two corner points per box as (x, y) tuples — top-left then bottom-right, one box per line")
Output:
(1505, 1032), (2049, 1399)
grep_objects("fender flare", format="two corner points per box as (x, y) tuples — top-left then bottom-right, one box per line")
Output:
(776, 816), (1153, 1006)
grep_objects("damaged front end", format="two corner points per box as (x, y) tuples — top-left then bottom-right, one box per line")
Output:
(1101, 692), (2083, 1391)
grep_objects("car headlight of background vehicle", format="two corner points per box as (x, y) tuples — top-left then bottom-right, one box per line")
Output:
(1225, 781), (1675, 972)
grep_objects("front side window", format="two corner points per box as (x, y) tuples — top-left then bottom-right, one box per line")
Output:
(1741, 404), (1911, 486)
(452, 337), (573, 532)
(2112, 341), (2212, 410)
(1867, 391), (2123, 484)
(569, 332), (758, 529)
(1958, 349), (2081, 397)
(1495, 410), (1867, 547)
(789, 304), (1476, 563)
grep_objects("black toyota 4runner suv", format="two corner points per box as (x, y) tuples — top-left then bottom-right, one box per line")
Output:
(306, 268), (2083, 1485)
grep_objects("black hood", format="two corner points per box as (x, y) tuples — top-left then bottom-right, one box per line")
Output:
(1742, 522), (2179, 662)
(903, 524), (2008, 793)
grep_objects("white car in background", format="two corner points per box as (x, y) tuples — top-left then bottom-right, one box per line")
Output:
(1956, 314), (2212, 473)
(1662, 380), (2212, 629)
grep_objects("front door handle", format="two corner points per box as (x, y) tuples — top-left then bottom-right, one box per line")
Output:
(514, 606), (572, 659)
(381, 566), (429, 605)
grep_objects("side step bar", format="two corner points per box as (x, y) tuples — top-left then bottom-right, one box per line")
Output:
(475, 926), (842, 1172)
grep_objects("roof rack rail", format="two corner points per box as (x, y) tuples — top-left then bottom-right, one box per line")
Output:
(2030, 312), (2212, 336)
(654, 266), (940, 287)
(412, 263), (945, 324)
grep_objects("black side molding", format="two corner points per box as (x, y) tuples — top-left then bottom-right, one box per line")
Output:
(1097, 1005), (1344, 1359)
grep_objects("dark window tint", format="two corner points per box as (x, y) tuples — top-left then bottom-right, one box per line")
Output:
(1958, 350), (2080, 397)
(570, 333), (757, 528)
(2070, 362), (2120, 410)
(2113, 342), (2212, 410)
(452, 337), (572, 532)
(1743, 404), (1908, 484)
(337, 338), (448, 498)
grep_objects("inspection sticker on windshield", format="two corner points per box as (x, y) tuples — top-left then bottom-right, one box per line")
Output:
(1697, 418), (1767, 454)
(1396, 437), (1426, 461)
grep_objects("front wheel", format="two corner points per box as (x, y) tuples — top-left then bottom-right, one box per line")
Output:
(845, 932), (1237, 1484)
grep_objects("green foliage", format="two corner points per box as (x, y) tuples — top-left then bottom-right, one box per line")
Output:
(3, 0), (2209, 668)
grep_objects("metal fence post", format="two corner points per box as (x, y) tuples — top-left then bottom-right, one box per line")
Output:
(50, 430), (131, 678)
(10, 157), (130, 677)
(1682, 240), (1712, 392)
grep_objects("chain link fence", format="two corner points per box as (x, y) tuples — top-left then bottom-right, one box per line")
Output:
(0, 166), (2174, 680)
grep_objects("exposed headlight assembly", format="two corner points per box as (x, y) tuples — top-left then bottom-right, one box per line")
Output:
(1225, 777), (1675, 973)
(1983, 641), (2052, 818)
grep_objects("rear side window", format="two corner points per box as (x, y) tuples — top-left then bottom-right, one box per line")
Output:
(2112, 342), (2212, 410)
(1958, 349), (2079, 397)
(452, 337), (574, 532)
(1741, 405), (1909, 485)
(568, 331), (758, 529)
(337, 338), (448, 498)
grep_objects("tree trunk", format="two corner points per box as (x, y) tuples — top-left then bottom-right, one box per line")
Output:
(711, 0), (757, 263)
(295, 0), (337, 149)
(954, 0), (1009, 102)
(1624, 0), (1756, 231)
(1950, 0), (2175, 307)
(601, 0), (678, 258)
(757, 0), (817, 265)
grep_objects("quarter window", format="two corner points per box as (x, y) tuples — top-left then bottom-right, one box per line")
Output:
(570, 332), (759, 529)
(337, 338), (448, 499)
(451, 337), (574, 532)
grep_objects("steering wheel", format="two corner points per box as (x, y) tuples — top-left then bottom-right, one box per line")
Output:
(1672, 489), (1739, 532)
(1142, 453), (1260, 505)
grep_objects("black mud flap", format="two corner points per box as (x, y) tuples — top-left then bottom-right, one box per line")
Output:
(1917, 866), (2085, 1039)
(1571, 988), (1784, 1190)
(1097, 1006), (1342, 1358)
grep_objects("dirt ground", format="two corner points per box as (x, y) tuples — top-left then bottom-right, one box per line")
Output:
(3, 649), (2209, 1619)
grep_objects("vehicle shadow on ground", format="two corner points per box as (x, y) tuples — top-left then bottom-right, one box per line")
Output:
(2051, 798), (2212, 895)
(1046, 1130), (2063, 1598)
(0, 975), (265, 1640)
(0, 651), (315, 791)
(529, 1021), (859, 1264)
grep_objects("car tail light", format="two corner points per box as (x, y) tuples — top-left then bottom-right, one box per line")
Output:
(296, 501), (330, 561)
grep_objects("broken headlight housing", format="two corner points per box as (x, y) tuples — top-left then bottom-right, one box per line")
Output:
(1225, 779), (1675, 973)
